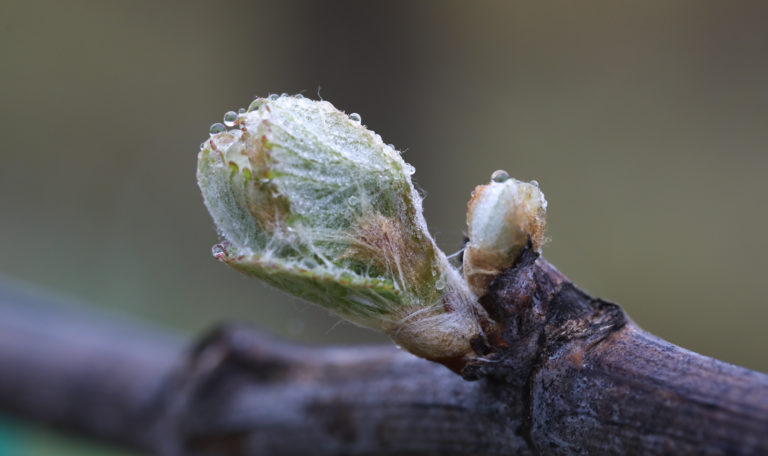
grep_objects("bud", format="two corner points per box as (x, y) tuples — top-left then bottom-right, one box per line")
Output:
(197, 95), (485, 361)
(463, 172), (547, 297)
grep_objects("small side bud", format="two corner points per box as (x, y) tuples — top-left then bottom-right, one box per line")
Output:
(197, 95), (486, 361)
(463, 171), (547, 297)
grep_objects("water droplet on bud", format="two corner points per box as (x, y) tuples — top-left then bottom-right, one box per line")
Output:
(209, 123), (227, 135)
(435, 279), (446, 290)
(347, 195), (360, 206)
(302, 257), (318, 269)
(349, 113), (361, 124)
(223, 111), (238, 127)
(295, 94), (305, 99)
(268, 93), (279, 101)
(491, 169), (510, 183)
(530, 180), (539, 188)
(238, 108), (246, 114)
(211, 243), (227, 258)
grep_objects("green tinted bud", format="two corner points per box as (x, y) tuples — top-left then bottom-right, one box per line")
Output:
(197, 95), (484, 360)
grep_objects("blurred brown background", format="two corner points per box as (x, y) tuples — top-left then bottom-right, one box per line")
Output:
(2, 1), (768, 454)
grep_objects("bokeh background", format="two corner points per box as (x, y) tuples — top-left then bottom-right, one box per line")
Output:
(2, 1), (768, 454)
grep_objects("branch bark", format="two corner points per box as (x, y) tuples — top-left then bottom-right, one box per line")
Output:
(1, 247), (768, 456)
(0, 278), (182, 451)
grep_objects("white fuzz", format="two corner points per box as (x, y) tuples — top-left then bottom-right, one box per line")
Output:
(197, 95), (485, 360)
(463, 171), (547, 297)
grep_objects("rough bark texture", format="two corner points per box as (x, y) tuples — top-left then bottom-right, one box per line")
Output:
(1, 246), (768, 456)
(154, 325), (530, 456)
(471, 247), (768, 455)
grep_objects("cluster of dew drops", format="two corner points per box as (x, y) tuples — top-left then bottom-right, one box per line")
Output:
(490, 169), (539, 188)
(201, 93), (367, 150)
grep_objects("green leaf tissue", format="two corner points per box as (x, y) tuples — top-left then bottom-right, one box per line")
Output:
(197, 94), (547, 364)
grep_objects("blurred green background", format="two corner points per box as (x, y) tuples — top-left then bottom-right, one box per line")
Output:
(2, 1), (768, 454)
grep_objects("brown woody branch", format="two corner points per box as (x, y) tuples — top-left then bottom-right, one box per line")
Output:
(1, 247), (768, 456)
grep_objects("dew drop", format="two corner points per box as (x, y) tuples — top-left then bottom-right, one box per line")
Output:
(281, 92), (288, 97)
(199, 142), (206, 150)
(349, 112), (361, 124)
(530, 180), (539, 188)
(247, 99), (262, 112)
(211, 243), (227, 258)
(268, 93), (279, 101)
(491, 169), (510, 183)
(435, 278), (446, 291)
(347, 195), (360, 206)
(295, 93), (305, 99)
(223, 111), (238, 127)
(209, 123), (227, 135)
(405, 164), (416, 175)
(238, 108), (246, 114)
(302, 257), (318, 269)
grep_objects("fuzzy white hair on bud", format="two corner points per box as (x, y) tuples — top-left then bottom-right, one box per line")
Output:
(197, 94), (486, 361)
(463, 171), (547, 297)
(197, 95), (548, 363)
